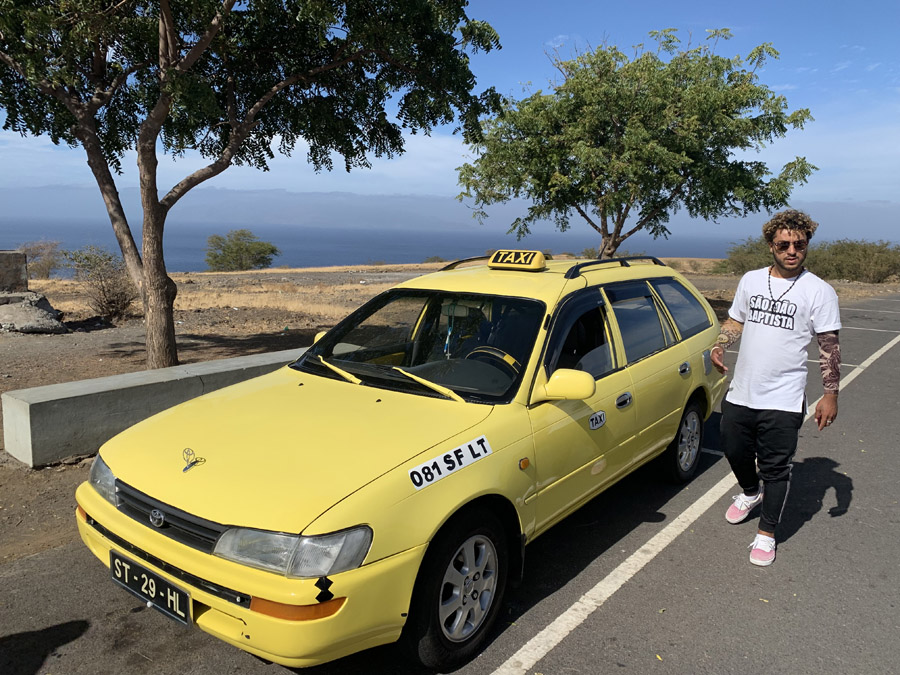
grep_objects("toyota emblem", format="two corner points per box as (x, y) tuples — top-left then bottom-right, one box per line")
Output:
(149, 509), (166, 528)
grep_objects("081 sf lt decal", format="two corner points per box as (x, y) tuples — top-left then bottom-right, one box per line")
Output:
(409, 436), (493, 490)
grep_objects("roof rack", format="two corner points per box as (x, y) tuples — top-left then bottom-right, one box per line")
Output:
(439, 255), (491, 271)
(564, 256), (666, 279)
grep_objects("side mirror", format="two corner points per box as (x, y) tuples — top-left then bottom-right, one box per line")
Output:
(537, 368), (596, 401)
(313, 330), (327, 344)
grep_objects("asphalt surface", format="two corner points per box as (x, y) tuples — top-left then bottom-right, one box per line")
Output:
(2, 294), (898, 675)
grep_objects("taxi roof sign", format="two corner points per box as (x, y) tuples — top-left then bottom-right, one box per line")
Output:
(488, 250), (546, 272)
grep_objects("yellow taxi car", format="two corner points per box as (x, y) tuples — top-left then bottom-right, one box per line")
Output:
(75, 251), (726, 670)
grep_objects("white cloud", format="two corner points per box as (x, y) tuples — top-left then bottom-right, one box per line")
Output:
(866, 62), (882, 72)
(544, 34), (570, 49)
(832, 61), (852, 73)
(771, 84), (798, 91)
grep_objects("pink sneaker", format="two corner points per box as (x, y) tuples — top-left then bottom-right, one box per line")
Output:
(725, 489), (764, 524)
(749, 534), (776, 566)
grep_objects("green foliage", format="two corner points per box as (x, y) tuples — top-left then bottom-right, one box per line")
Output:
(0, 1), (501, 173)
(458, 28), (816, 258)
(723, 237), (773, 274)
(723, 237), (900, 282)
(423, 255), (447, 263)
(18, 239), (63, 279)
(205, 229), (280, 271)
(63, 245), (138, 320)
(808, 240), (900, 283)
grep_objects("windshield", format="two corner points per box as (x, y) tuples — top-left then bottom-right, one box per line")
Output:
(293, 290), (545, 403)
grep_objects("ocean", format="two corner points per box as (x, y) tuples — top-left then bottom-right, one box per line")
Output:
(0, 217), (737, 273)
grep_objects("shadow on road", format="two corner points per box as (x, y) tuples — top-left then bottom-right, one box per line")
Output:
(778, 456), (853, 543)
(0, 620), (90, 675)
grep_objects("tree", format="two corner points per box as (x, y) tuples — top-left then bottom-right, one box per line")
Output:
(18, 240), (64, 279)
(0, 1), (500, 367)
(457, 29), (816, 258)
(205, 229), (280, 271)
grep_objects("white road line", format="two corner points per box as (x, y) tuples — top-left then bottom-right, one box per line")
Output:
(493, 331), (900, 675)
(841, 307), (900, 314)
(843, 326), (900, 334)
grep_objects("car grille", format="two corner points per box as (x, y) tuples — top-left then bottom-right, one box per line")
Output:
(115, 480), (228, 554)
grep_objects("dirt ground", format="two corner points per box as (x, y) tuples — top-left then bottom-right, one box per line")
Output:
(1, 260), (897, 564)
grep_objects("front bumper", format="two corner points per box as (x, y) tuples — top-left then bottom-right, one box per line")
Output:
(75, 483), (425, 667)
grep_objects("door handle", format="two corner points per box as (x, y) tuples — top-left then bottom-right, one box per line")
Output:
(616, 392), (633, 408)
(678, 362), (691, 375)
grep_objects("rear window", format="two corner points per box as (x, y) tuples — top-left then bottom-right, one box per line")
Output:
(605, 283), (672, 364)
(651, 278), (712, 339)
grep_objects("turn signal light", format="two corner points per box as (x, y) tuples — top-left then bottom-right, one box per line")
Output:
(250, 596), (345, 621)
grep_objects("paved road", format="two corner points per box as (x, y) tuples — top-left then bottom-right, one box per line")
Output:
(2, 294), (899, 675)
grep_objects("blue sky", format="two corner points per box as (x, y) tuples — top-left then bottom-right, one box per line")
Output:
(1, 0), (898, 239)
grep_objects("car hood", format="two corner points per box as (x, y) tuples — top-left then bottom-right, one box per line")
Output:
(102, 366), (492, 533)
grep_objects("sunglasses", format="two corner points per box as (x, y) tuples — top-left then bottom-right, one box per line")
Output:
(773, 240), (808, 252)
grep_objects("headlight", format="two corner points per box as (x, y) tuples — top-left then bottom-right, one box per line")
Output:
(213, 526), (373, 578)
(89, 455), (117, 505)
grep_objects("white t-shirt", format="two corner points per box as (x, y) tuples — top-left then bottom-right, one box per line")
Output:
(726, 267), (841, 413)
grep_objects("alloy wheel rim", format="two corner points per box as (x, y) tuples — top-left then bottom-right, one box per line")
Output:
(438, 533), (498, 642)
(677, 411), (701, 471)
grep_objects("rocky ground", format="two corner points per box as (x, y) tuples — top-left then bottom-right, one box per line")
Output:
(1, 261), (897, 564)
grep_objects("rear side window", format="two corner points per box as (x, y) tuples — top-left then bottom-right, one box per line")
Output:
(605, 282), (672, 364)
(651, 278), (712, 339)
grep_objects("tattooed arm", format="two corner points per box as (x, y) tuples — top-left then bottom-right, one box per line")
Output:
(710, 318), (744, 374)
(814, 330), (841, 430)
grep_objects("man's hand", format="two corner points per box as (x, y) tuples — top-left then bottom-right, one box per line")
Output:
(711, 345), (728, 374)
(814, 393), (839, 430)
(711, 318), (743, 374)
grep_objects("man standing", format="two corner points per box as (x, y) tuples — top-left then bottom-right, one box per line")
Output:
(711, 210), (841, 567)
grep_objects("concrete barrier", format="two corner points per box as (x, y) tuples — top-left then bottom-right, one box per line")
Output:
(2, 347), (308, 467)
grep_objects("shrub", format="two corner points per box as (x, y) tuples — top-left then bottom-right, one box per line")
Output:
(809, 239), (900, 283)
(205, 229), (280, 271)
(723, 237), (772, 275)
(723, 237), (900, 283)
(18, 239), (63, 279)
(63, 245), (138, 320)
(423, 255), (447, 263)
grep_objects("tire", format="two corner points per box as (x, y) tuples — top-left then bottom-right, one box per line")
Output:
(662, 401), (704, 483)
(400, 510), (508, 671)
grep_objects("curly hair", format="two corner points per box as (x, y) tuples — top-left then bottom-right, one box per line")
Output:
(762, 209), (819, 243)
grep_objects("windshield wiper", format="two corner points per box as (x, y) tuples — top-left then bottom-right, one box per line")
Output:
(391, 367), (465, 403)
(317, 356), (362, 385)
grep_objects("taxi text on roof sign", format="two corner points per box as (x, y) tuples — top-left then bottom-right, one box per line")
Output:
(488, 250), (545, 270)
(488, 250), (546, 271)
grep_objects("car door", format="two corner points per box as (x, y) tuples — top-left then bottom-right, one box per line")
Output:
(604, 281), (693, 466)
(528, 288), (639, 532)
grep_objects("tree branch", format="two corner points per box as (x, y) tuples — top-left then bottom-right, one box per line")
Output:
(573, 203), (602, 235)
(176, 0), (236, 73)
(160, 45), (367, 210)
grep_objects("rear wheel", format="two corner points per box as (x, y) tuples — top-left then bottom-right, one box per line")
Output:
(662, 401), (704, 482)
(401, 510), (508, 671)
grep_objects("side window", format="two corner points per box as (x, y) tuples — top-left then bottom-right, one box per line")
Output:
(605, 282), (672, 364)
(547, 304), (615, 379)
(651, 278), (712, 340)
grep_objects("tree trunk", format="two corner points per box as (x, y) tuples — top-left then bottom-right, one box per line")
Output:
(142, 210), (179, 368)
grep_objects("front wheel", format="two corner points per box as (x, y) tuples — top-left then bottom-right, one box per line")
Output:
(400, 511), (508, 671)
(662, 401), (704, 482)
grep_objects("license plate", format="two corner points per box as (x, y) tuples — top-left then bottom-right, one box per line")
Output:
(110, 551), (190, 625)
